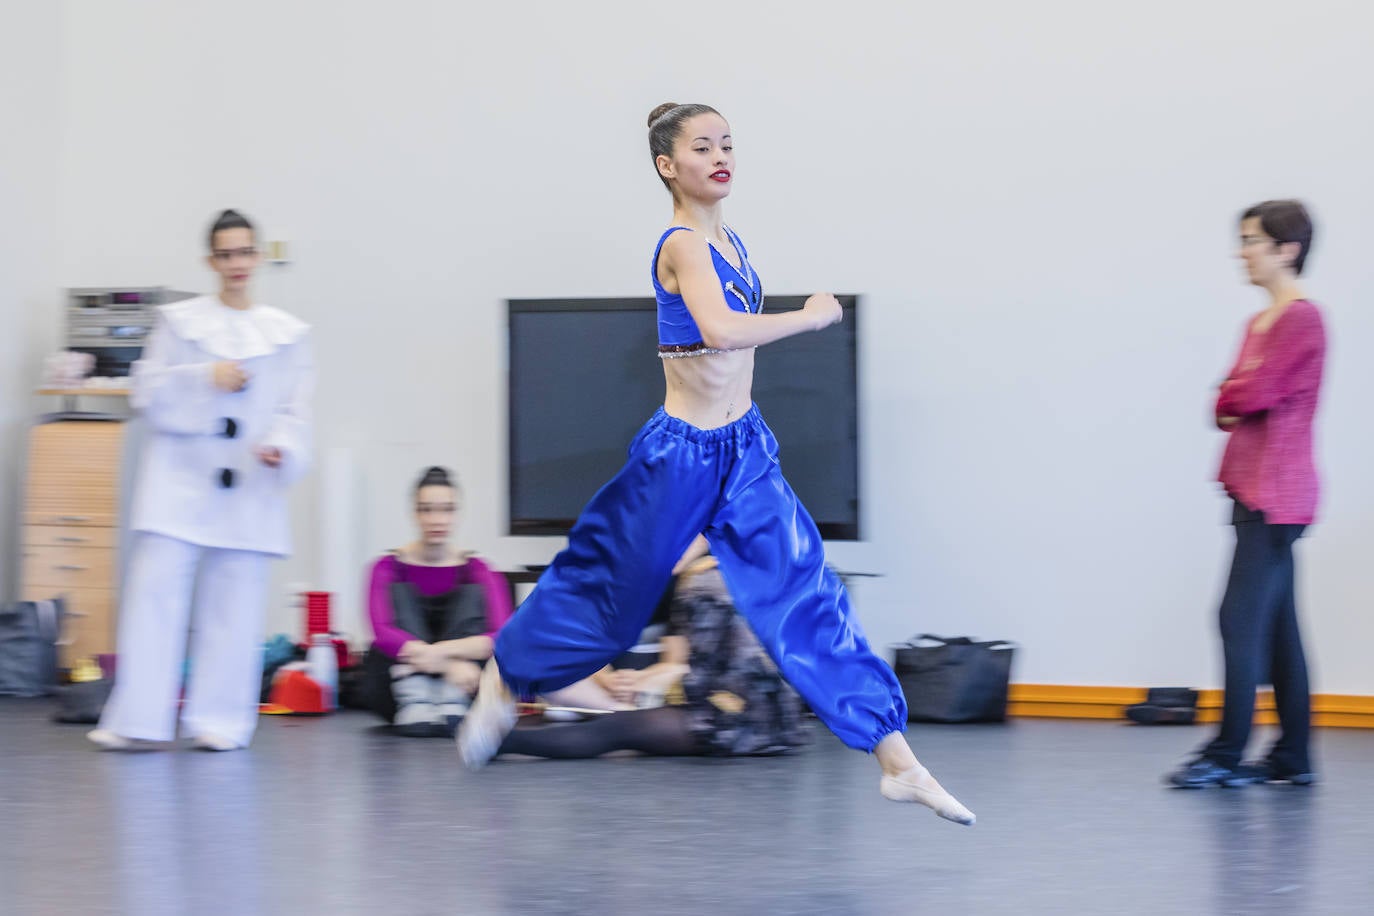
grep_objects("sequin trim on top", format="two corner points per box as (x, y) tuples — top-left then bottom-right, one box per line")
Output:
(658, 342), (759, 359)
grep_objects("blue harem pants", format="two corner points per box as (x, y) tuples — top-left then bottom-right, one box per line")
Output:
(495, 405), (907, 751)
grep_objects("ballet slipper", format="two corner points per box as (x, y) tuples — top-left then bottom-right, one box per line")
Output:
(191, 733), (242, 752)
(879, 764), (976, 825)
(456, 659), (517, 769)
(87, 729), (161, 752)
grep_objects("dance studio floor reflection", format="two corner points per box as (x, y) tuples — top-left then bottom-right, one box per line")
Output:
(1, 699), (1370, 915)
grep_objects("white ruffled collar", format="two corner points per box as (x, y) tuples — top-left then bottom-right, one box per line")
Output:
(162, 295), (309, 360)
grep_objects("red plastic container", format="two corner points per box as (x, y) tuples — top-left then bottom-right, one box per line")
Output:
(303, 591), (331, 638)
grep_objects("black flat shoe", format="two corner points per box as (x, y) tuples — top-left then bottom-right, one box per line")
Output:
(1239, 760), (1318, 786)
(1166, 757), (1259, 788)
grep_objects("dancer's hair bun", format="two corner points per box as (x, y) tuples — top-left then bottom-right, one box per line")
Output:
(417, 466), (453, 489)
(647, 102), (679, 127)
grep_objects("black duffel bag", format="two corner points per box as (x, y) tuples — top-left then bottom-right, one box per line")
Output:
(891, 634), (1016, 723)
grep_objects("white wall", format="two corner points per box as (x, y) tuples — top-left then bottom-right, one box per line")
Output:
(46, 0), (1374, 691)
(0, 2), (61, 601)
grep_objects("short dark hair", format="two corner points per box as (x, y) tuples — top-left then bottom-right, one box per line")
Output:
(1241, 200), (1314, 275)
(207, 209), (255, 250)
(646, 102), (722, 191)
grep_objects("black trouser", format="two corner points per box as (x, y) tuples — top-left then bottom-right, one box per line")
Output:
(497, 707), (704, 759)
(1202, 501), (1311, 771)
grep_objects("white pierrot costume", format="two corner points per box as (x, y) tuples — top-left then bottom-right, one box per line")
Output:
(130, 295), (313, 554)
(98, 295), (313, 748)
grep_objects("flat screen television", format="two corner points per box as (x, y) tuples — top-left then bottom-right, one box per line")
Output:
(507, 295), (860, 539)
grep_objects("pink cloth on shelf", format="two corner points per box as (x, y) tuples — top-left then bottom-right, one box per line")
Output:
(1215, 299), (1326, 525)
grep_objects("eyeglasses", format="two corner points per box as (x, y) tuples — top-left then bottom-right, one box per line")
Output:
(211, 247), (259, 263)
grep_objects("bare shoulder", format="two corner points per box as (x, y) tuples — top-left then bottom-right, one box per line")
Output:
(659, 227), (710, 269)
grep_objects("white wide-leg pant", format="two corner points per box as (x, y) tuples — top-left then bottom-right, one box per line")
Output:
(98, 532), (270, 747)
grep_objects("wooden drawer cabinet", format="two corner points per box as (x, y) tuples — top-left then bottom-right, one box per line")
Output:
(24, 503), (119, 529)
(22, 526), (118, 549)
(21, 544), (116, 590)
(20, 419), (128, 667)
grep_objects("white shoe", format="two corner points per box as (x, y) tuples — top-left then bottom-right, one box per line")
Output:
(456, 660), (516, 769)
(87, 729), (158, 752)
(432, 678), (471, 721)
(880, 765), (977, 825)
(192, 733), (242, 752)
(394, 701), (443, 736)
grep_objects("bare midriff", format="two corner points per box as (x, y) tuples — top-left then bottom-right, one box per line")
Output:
(661, 347), (756, 429)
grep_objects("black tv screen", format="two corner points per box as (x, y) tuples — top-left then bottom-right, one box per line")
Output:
(508, 296), (860, 539)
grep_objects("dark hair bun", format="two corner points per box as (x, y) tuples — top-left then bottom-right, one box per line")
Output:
(647, 102), (679, 127)
(418, 466), (452, 488)
(207, 208), (255, 249)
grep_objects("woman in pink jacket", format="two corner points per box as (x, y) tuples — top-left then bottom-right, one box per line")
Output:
(1169, 200), (1326, 789)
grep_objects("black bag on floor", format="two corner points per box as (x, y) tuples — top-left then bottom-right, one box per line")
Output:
(0, 599), (64, 698)
(891, 634), (1016, 723)
(339, 652), (380, 714)
(52, 678), (114, 724)
(352, 647), (399, 721)
(1124, 687), (1198, 725)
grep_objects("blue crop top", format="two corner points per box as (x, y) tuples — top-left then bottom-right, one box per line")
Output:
(651, 225), (764, 357)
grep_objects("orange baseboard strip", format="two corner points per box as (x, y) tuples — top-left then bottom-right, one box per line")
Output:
(1006, 684), (1374, 729)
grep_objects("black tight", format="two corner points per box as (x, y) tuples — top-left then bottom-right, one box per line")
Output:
(1202, 502), (1310, 770)
(498, 707), (704, 759)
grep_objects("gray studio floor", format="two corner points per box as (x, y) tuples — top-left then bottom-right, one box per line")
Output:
(1, 698), (1371, 916)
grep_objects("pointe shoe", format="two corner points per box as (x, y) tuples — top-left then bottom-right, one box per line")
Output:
(456, 660), (517, 769)
(880, 764), (977, 825)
